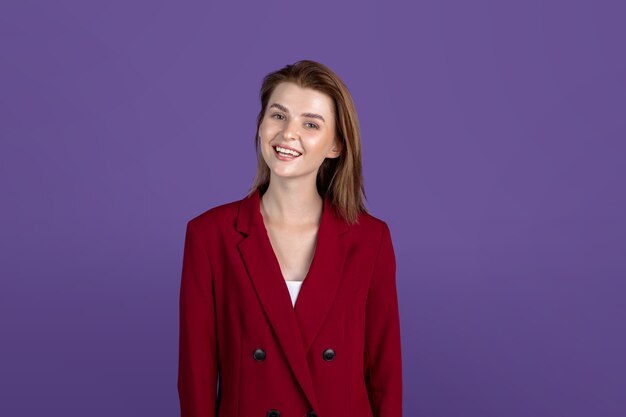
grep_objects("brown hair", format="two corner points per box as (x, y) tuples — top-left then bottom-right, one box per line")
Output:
(246, 60), (369, 225)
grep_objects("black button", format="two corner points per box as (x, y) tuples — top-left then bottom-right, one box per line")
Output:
(267, 409), (280, 417)
(306, 410), (318, 417)
(253, 348), (266, 361)
(322, 348), (335, 361)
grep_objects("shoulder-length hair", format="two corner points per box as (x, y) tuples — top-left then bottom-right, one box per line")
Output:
(246, 59), (369, 225)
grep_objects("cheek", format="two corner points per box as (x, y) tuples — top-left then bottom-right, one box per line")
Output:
(258, 123), (276, 141)
(307, 137), (332, 155)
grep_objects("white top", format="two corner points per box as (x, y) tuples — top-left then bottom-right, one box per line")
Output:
(285, 280), (304, 307)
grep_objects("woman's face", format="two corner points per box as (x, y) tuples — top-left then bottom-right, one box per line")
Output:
(258, 82), (341, 180)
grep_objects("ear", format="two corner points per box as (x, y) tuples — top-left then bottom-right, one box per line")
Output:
(326, 138), (343, 159)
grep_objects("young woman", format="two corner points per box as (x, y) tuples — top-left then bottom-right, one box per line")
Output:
(178, 60), (403, 417)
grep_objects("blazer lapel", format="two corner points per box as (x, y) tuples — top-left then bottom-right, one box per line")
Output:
(236, 188), (349, 411)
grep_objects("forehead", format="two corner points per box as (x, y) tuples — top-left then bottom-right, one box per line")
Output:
(268, 82), (335, 117)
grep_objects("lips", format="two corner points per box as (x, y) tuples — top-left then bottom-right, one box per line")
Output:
(273, 146), (301, 161)
(273, 144), (302, 155)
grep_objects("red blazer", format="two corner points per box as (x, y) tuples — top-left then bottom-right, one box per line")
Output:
(178, 188), (403, 417)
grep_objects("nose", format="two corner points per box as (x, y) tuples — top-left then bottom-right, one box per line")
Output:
(282, 118), (299, 140)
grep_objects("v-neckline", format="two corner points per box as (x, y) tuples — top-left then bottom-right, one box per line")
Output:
(256, 190), (327, 308)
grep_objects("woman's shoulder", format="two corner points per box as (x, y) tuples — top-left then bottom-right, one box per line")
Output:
(185, 195), (243, 231)
(355, 210), (388, 228)
(346, 210), (392, 245)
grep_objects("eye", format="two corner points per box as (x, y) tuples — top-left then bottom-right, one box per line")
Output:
(271, 113), (318, 129)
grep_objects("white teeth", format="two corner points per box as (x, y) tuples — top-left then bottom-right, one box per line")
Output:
(274, 146), (301, 156)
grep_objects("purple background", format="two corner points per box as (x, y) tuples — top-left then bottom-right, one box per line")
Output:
(1, 1), (624, 416)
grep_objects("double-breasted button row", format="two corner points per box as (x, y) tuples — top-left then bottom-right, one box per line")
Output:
(253, 348), (336, 362)
(255, 347), (328, 417)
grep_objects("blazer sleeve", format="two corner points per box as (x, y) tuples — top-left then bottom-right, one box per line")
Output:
(364, 222), (403, 417)
(178, 220), (219, 417)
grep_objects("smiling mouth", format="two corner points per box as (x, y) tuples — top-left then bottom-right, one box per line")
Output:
(273, 146), (302, 158)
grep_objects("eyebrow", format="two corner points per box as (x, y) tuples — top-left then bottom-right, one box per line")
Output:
(268, 103), (326, 123)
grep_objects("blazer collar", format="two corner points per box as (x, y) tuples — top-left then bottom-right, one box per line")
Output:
(236, 188), (349, 411)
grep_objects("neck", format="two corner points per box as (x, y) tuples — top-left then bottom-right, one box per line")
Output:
(260, 182), (323, 227)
